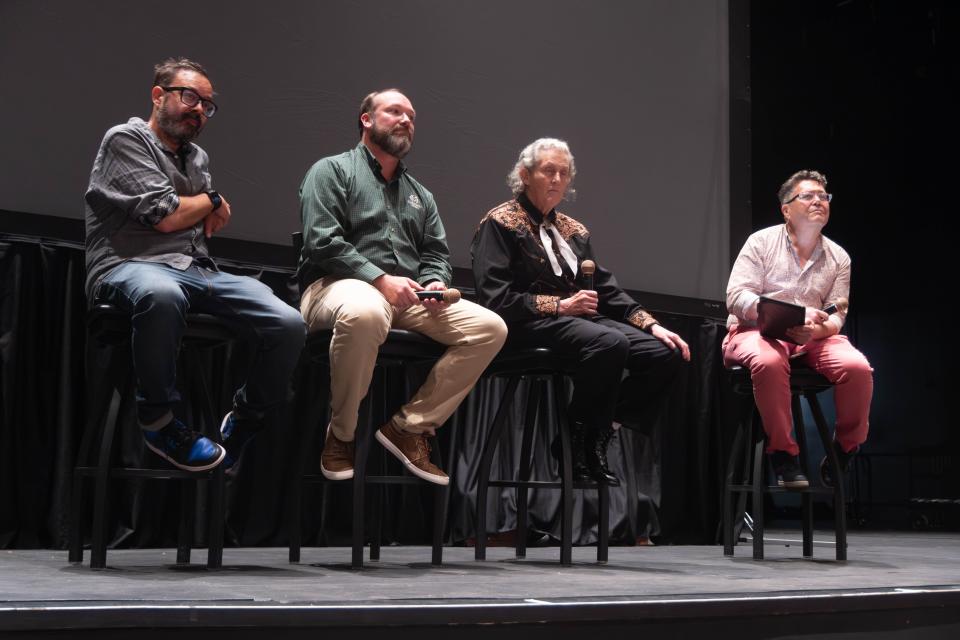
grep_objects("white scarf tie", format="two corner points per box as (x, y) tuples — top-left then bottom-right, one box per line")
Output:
(539, 222), (579, 277)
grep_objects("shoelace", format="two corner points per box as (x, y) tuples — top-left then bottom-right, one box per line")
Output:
(406, 432), (430, 461)
(165, 423), (197, 451)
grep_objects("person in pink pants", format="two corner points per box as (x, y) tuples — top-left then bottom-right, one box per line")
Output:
(723, 170), (873, 489)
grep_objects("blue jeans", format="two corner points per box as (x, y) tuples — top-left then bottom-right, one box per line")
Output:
(94, 261), (306, 428)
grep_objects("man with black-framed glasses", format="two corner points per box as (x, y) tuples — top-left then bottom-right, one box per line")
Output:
(84, 58), (305, 472)
(723, 170), (873, 489)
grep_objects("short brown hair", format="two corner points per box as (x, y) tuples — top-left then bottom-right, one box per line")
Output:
(357, 88), (404, 134)
(153, 58), (210, 88)
(777, 170), (828, 203)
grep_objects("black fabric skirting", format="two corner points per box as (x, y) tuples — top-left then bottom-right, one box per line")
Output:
(0, 237), (734, 551)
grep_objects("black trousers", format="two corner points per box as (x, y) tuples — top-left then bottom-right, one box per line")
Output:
(509, 315), (682, 431)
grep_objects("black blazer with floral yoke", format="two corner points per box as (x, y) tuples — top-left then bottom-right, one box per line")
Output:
(471, 197), (658, 331)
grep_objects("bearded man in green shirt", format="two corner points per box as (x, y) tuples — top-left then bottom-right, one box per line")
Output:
(297, 89), (507, 485)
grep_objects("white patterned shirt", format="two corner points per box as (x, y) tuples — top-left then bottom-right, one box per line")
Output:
(726, 224), (850, 331)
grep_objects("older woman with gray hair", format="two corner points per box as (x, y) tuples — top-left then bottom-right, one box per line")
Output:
(471, 137), (689, 486)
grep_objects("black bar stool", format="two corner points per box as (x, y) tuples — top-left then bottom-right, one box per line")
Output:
(69, 304), (231, 569)
(722, 362), (848, 560)
(286, 328), (450, 568)
(475, 346), (610, 566)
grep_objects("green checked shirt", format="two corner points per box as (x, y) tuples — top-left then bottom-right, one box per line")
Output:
(297, 143), (452, 289)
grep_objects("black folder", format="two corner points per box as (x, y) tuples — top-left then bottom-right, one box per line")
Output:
(757, 296), (805, 343)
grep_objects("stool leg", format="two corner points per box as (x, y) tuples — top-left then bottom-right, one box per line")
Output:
(751, 436), (765, 561)
(733, 408), (755, 542)
(71, 344), (116, 566)
(432, 484), (446, 566)
(368, 366), (399, 563)
(516, 380), (541, 560)
(369, 484), (382, 562)
(206, 467), (225, 569)
(555, 375), (573, 567)
(192, 357), (224, 569)
(723, 411), (747, 556)
(69, 470), (85, 564)
(801, 490), (814, 558)
(352, 394), (374, 569)
(475, 376), (520, 561)
(806, 391), (848, 561)
(432, 419), (453, 566)
(792, 396), (814, 558)
(91, 387), (125, 570)
(177, 479), (195, 565)
(597, 483), (609, 564)
(288, 361), (323, 563)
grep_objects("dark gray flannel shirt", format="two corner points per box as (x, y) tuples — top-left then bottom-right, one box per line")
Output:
(297, 143), (452, 290)
(84, 117), (214, 300)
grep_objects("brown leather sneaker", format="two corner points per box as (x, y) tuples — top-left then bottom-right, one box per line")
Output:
(321, 425), (354, 480)
(375, 422), (449, 485)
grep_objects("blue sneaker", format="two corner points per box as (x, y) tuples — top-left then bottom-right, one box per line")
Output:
(220, 411), (263, 469)
(143, 419), (225, 471)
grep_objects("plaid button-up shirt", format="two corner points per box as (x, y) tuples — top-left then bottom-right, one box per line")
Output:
(84, 117), (214, 300)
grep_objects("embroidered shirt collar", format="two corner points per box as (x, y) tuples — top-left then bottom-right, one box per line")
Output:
(518, 192), (557, 226)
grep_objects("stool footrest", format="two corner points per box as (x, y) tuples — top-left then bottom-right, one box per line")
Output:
(728, 482), (837, 495)
(301, 474), (431, 486)
(488, 479), (603, 489)
(75, 466), (215, 480)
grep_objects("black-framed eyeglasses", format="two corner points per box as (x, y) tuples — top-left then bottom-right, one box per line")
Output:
(162, 86), (218, 117)
(784, 190), (833, 204)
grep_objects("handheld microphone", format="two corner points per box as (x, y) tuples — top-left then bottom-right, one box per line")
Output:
(822, 297), (848, 315)
(580, 259), (595, 290)
(416, 289), (461, 304)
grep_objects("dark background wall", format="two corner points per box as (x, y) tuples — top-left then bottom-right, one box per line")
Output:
(0, 0), (730, 300)
(751, 0), (956, 523)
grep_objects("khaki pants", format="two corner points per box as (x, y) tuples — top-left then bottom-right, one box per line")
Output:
(301, 277), (507, 441)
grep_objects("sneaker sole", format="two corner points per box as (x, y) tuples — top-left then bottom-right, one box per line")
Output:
(320, 464), (354, 481)
(144, 440), (226, 472)
(220, 411), (234, 439)
(375, 430), (450, 486)
(218, 412), (236, 469)
(777, 478), (810, 490)
(321, 424), (354, 480)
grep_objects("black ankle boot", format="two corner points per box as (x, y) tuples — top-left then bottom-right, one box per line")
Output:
(552, 421), (591, 483)
(585, 425), (621, 486)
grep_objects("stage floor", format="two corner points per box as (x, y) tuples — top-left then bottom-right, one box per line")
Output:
(3, 530), (960, 638)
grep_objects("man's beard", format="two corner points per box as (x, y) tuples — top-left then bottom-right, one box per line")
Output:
(370, 121), (412, 158)
(156, 98), (204, 147)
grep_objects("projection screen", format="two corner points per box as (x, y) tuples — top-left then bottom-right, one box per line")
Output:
(0, 0), (729, 300)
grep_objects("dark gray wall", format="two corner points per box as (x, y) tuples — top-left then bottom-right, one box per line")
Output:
(0, 0), (729, 299)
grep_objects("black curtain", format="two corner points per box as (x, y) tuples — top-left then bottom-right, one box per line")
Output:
(0, 239), (87, 548)
(0, 237), (730, 551)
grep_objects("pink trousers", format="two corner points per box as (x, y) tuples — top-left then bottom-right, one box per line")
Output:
(722, 327), (873, 456)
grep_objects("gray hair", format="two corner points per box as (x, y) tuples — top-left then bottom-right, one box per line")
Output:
(778, 169), (828, 203)
(506, 137), (577, 197)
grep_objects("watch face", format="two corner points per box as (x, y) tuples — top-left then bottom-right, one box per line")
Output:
(208, 191), (222, 210)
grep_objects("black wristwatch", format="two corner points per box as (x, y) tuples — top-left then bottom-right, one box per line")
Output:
(207, 190), (222, 211)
